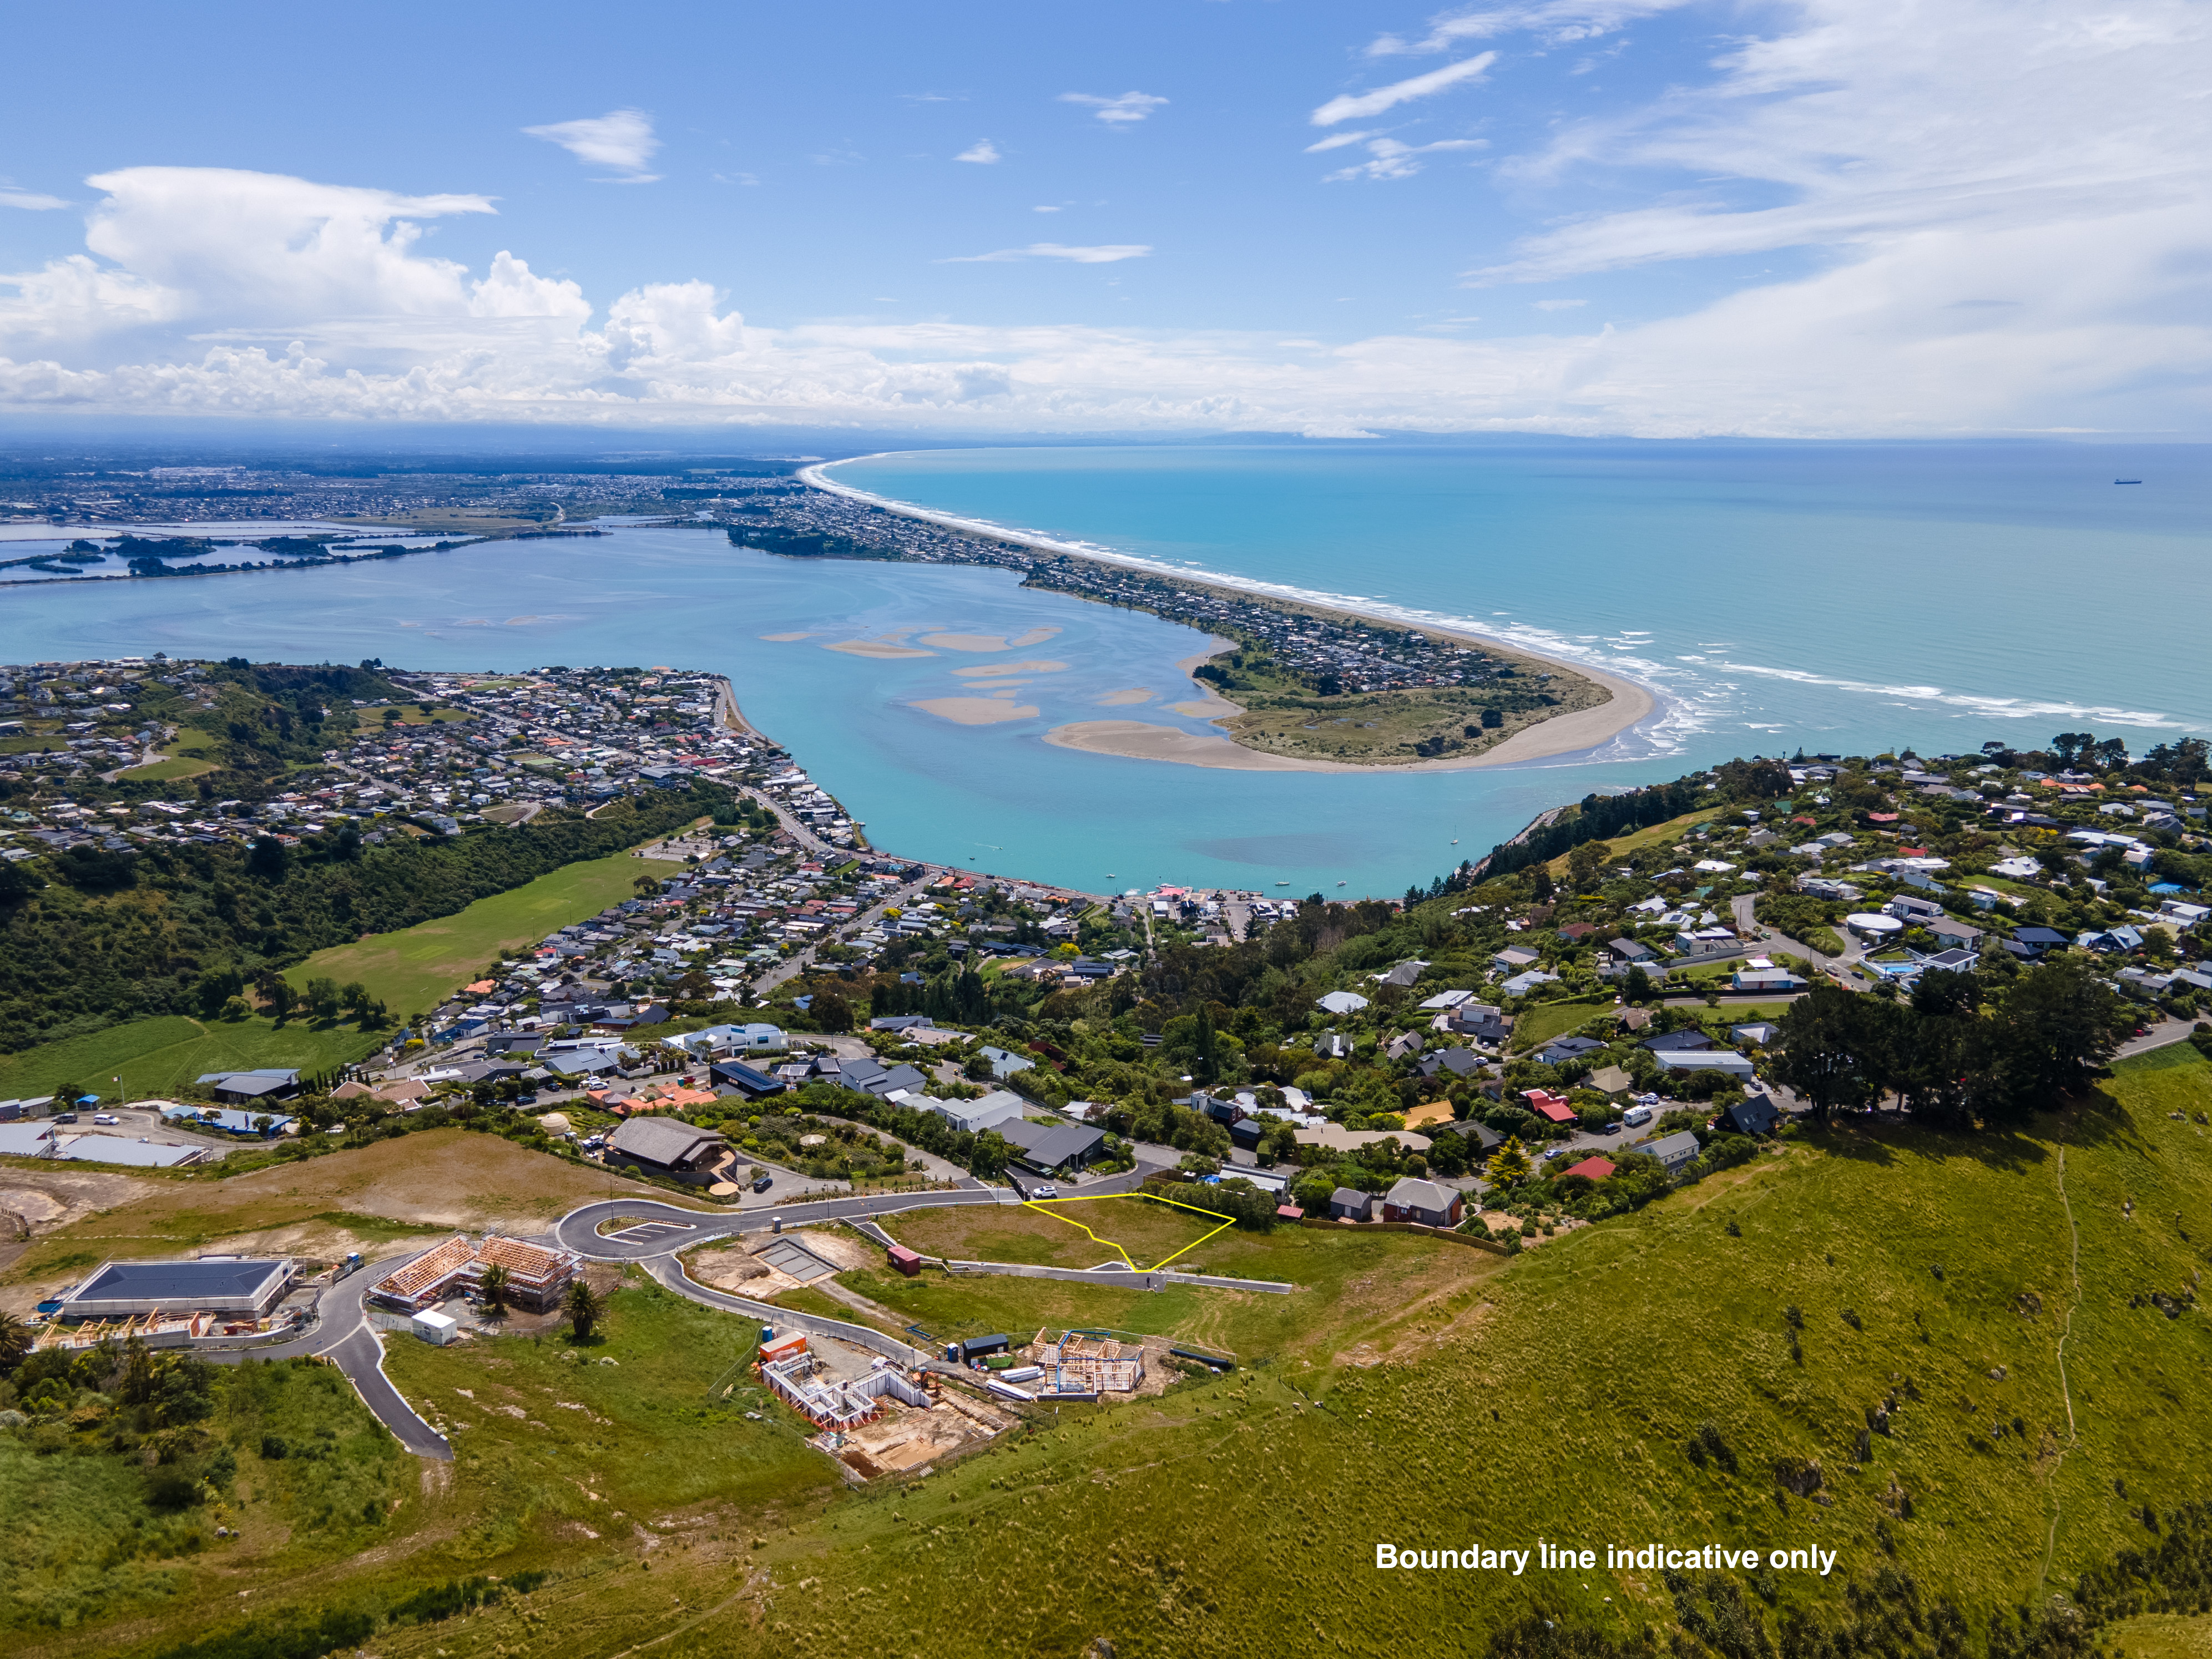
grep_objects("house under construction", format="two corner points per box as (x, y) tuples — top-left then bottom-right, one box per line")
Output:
(368, 1233), (582, 1314)
(1035, 1328), (1145, 1393)
(756, 1340), (932, 1430)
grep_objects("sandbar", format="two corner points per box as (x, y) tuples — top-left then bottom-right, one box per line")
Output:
(1098, 687), (1152, 705)
(952, 659), (1068, 678)
(912, 697), (1041, 725)
(827, 638), (937, 659)
(919, 632), (1009, 651)
(759, 630), (815, 641)
(1042, 660), (1655, 774)
(1008, 626), (1062, 648)
(1171, 696), (1238, 719)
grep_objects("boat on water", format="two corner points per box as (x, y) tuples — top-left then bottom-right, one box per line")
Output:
(1336, 880), (1347, 887)
(2115, 478), (2143, 484)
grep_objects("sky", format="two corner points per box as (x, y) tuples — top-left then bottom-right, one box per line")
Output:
(1, 0), (2208, 439)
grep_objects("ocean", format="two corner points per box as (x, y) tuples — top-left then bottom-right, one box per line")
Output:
(2, 441), (2204, 898)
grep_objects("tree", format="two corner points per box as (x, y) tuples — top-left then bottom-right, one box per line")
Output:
(245, 835), (289, 879)
(1567, 840), (1609, 893)
(304, 977), (341, 1021)
(254, 969), (294, 1023)
(969, 1130), (1011, 1179)
(1622, 964), (1654, 1003)
(1979, 958), (2131, 1119)
(564, 1279), (603, 1342)
(1484, 1136), (1533, 1187)
(812, 989), (853, 1033)
(339, 981), (372, 1019)
(478, 1263), (510, 1317)
(0, 1310), (29, 1375)
(1769, 984), (1878, 1124)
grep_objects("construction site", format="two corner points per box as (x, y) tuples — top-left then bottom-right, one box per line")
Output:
(748, 1327), (1022, 1482)
(368, 1233), (584, 1314)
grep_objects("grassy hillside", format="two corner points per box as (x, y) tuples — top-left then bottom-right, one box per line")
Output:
(9, 1056), (2208, 1659)
(284, 837), (684, 1016)
(0, 1013), (378, 1102)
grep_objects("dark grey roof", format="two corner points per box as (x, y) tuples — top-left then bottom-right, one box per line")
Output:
(74, 1258), (285, 1303)
(1538, 1036), (1608, 1061)
(1014, 1124), (1105, 1170)
(607, 1116), (721, 1168)
(1640, 1029), (1718, 1053)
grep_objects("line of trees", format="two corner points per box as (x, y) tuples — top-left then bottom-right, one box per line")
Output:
(1476, 778), (1706, 882)
(1768, 961), (2133, 1128)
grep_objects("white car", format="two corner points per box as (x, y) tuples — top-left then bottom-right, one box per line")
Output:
(92, 1112), (120, 1125)
(1622, 1104), (1654, 1128)
(1033, 1184), (1058, 1199)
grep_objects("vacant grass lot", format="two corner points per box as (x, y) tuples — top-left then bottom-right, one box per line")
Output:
(0, 1130), (674, 1304)
(859, 1201), (1503, 1363)
(0, 1014), (380, 1103)
(286, 843), (666, 1015)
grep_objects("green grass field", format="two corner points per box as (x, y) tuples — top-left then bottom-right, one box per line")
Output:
(115, 755), (216, 782)
(0, 1014), (377, 1102)
(285, 843), (664, 1015)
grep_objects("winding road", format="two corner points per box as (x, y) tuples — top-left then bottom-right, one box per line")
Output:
(201, 1252), (452, 1460)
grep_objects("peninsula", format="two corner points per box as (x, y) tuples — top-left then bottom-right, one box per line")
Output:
(778, 459), (1657, 770)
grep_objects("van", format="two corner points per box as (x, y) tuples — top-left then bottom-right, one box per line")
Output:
(1622, 1104), (1654, 1129)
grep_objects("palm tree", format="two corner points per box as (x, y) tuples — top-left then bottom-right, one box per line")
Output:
(564, 1279), (603, 1342)
(478, 1263), (510, 1317)
(0, 1310), (29, 1374)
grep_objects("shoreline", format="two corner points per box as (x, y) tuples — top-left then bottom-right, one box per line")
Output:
(802, 453), (1662, 772)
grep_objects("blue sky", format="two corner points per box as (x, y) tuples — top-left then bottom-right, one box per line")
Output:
(1, 1), (2207, 437)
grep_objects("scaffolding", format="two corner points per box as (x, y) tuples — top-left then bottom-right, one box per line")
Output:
(1033, 1328), (1145, 1393)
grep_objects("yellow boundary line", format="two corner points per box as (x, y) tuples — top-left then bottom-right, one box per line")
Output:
(1022, 1192), (1236, 1272)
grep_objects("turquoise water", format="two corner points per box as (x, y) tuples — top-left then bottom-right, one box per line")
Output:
(3, 442), (2204, 898)
(834, 442), (2212, 761)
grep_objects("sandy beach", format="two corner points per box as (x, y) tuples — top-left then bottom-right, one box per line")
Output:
(801, 459), (1663, 768)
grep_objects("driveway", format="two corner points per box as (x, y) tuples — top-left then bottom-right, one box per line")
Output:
(202, 1252), (452, 1461)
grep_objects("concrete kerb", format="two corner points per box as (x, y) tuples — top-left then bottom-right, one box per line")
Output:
(647, 1254), (928, 1369)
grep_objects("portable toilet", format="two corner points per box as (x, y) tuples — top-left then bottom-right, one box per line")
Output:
(412, 1308), (458, 1346)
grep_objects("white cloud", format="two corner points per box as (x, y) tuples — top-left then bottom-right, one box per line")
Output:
(1322, 137), (1487, 181)
(1366, 2), (1685, 55)
(6, 1), (2212, 460)
(1059, 91), (1170, 125)
(941, 243), (1152, 264)
(1, 188), (69, 211)
(1532, 297), (1587, 310)
(0, 168), (581, 352)
(1033, 204), (1063, 213)
(955, 139), (1002, 165)
(1304, 130), (1381, 153)
(1312, 54), (1497, 125)
(522, 109), (661, 182)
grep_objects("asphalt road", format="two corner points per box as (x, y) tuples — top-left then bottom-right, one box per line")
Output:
(201, 1252), (452, 1460)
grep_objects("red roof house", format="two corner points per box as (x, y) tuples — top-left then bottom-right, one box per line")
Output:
(1560, 1156), (1617, 1182)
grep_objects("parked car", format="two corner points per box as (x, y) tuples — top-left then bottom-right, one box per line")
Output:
(1622, 1104), (1655, 1128)
(50, 1112), (77, 1124)
(1033, 1184), (1058, 1199)
(751, 1173), (773, 1193)
(93, 1112), (120, 1125)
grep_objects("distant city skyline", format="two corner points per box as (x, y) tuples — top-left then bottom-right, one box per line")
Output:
(1, 0), (2207, 438)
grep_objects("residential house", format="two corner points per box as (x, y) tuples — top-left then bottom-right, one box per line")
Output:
(1927, 917), (1983, 953)
(1384, 1030), (1425, 1060)
(1640, 1029), (1717, 1055)
(604, 1117), (728, 1184)
(1636, 1130), (1703, 1176)
(1491, 947), (1542, 974)
(1523, 1089), (1578, 1127)
(1327, 1187), (1375, 1222)
(1587, 1065), (1635, 1095)
(1559, 1156), (1617, 1182)
(1653, 1049), (1756, 1079)
(1723, 1094), (1780, 1136)
(1316, 990), (1370, 1016)
(1499, 969), (1561, 998)
(1381, 1176), (1464, 1228)
(1416, 1046), (1484, 1082)
(1730, 964), (1805, 993)
(1536, 1035), (1608, 1067)
(994, 1119), (1108, 1175)
(194, 1069), (301, 1106)
(927, 1090), (1029, 1135)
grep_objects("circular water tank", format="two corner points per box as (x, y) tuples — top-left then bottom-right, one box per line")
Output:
(1845, 912), (1905, 939)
